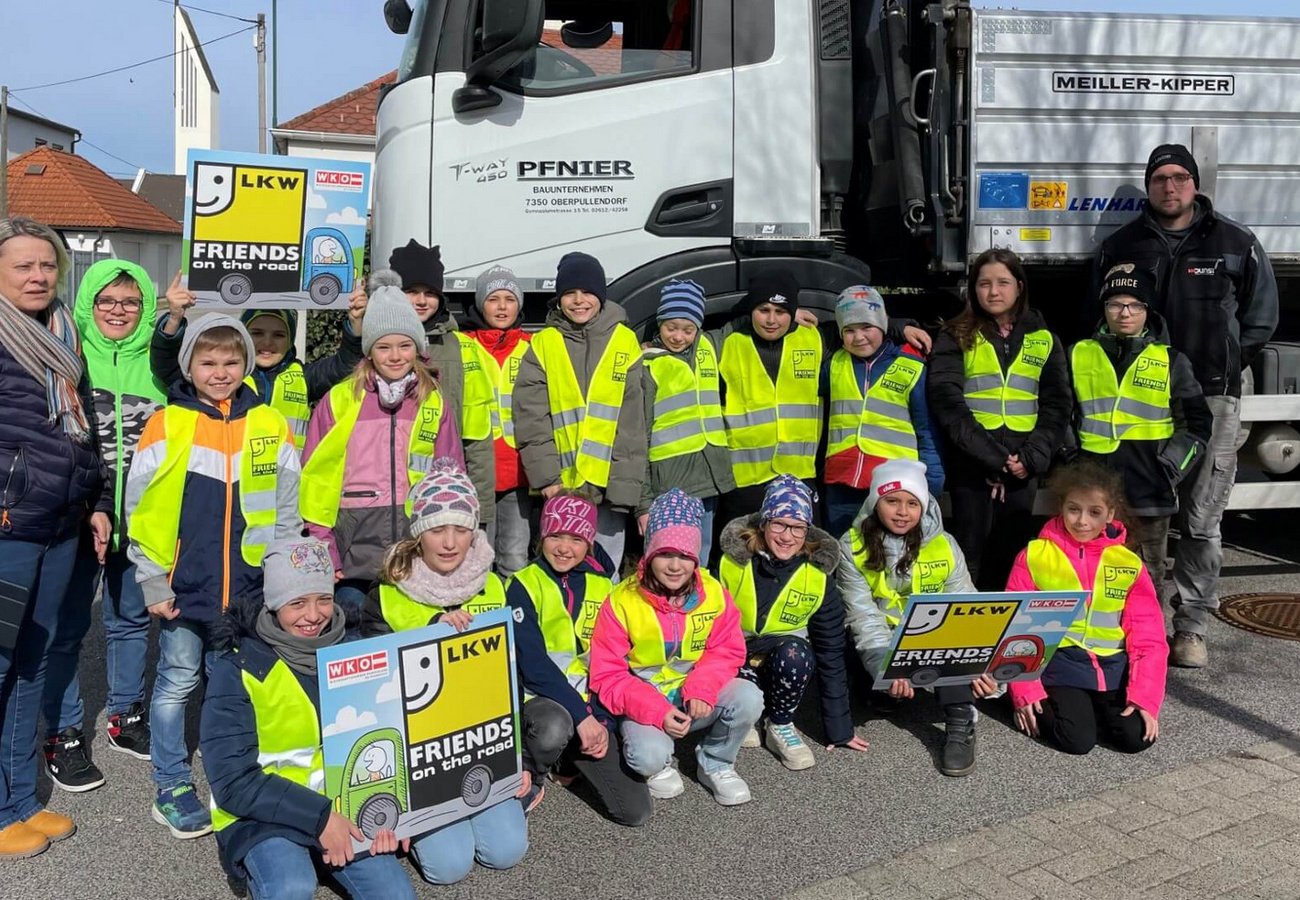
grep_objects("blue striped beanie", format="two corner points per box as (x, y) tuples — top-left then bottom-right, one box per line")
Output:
(657, 279), (706, 328)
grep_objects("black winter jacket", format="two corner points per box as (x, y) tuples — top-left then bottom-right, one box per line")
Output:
(719, 515), (855, 745)
(1093, 195), (1279, 397)
(927, 308), (1072, 488)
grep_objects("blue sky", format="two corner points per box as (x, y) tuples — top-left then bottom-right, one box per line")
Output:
(1, 0), (1293, 177)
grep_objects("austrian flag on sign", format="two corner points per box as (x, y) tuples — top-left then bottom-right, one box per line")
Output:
(326, 650), (389, 687)
(315, 170), (365, 192)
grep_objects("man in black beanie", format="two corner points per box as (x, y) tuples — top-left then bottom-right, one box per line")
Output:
(1093, 142), (1278, 668)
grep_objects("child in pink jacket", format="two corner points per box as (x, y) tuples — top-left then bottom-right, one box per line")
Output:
(1007, 459), (1168, 755)
(588, 489), (763, 807)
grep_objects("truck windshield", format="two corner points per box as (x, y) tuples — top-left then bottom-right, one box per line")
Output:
(397, 0), (433, 82)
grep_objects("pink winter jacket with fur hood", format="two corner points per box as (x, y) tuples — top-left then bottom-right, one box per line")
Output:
(1006, 517), (1169, 717)
(588, 569), (746, 727)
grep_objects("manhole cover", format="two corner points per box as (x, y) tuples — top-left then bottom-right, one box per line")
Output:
(1215, 593), (1300, 641)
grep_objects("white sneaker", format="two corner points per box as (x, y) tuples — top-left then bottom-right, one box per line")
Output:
(740, 725), (761, 749)
(645, 765), (685, 799)
(765, 721), (816, 771)
(697, 765), (752, 806)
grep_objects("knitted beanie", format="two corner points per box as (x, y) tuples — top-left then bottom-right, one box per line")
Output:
(760, 475), (814, 525)
(388, 239), (446, 293)
(834, 285), (888, 334)
(262, 538), (335, 612)
(475, 265), (523, 316)
(362, 285), (429, 356)
(540, 494), (598, 547)
(869, 458), (930, 510)
(643, 489), (705, 564)
(742, 271), (801, 316)
(1098, 263), (1157, 309)
(1145, 143), (1199, 190)
(657, 279), (706, 328)
(408, 458), (480, 536)
(179, 314), (257, 380)
(241, 308), (299, 336)
(555, 252), (607, 304)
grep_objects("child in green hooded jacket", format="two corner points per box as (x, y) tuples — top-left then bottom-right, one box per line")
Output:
(41, 260), (167, 793)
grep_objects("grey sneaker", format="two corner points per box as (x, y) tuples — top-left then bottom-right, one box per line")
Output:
(697, 765), (752, 806)
(1170, 632), (1208, 668)
(645, 765), (684, 799)
(765, 721), (816, 771)
(740, 726), (761, 749)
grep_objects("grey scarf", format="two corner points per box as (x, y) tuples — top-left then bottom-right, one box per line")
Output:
(255, 606), (346, 676)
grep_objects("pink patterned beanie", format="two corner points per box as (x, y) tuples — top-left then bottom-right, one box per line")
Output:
(643, 488), (705, 564)
(409, 458), (480, 536)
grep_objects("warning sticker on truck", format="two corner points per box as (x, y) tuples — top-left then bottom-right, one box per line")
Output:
(1052, 72), (1234, 95)
(1029, 181), (1067, 211)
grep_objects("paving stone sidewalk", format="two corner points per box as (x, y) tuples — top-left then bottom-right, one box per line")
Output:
(785, 737), (1300, 900)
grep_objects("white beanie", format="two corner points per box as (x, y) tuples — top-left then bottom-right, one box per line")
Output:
(868, 459), (930, 510)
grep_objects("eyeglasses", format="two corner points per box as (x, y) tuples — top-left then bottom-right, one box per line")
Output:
(1150, 173), (1193, 188)
(1104, 300), (1148, 315)
(93, 297), (142, 313)
(765, 521), (808, 539)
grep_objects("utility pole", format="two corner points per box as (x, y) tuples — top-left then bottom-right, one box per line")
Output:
(256, 14), (268, 153)
(271, 0), (278, 128)
(1, 86), (8, 218)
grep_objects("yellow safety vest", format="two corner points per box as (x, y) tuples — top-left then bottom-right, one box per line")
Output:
(377, 576), (507, 633)
(531, 325), (642, 490)
(849, 529), (956, 626)
(646, 337), (726, 462)
(211, 656), (324, 832)
(455, 333), (496, 442)
(509, 563), (612, 699)
(719, 328), (823, 487)
(1071, 341), (1174, 454)
(1026, 540), (1137, 656)
(478, 338), (531, 448)
(962, 329), (1053, 432)
(718, 555), (826, 639)
(129, 404), (287, 570)
(299, 378), (444, 528)
(246, 363), (311, 451)
(607, 571), (728, 699)
(826, 349), (924, 460)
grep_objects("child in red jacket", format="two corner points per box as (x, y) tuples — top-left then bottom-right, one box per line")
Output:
(1007, 459), (1168, 755)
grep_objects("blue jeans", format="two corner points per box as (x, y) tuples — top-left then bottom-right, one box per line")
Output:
(243, 836), (417, 900)
(620, 677), (764, 777)
(151, 617), (210, 789)
(0, 531), (79, 828)
(824, 483), (869, 541)
(410, 796), (528, 884)
(43, 544), (150, 734)
(334, 582), (367, 641)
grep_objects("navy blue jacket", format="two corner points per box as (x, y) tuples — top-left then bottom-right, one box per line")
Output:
(0, 339), (106, 543)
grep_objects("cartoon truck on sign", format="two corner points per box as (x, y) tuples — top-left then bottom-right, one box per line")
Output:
(336, 727), (408, 839)
(301, 226), (356, 305)
(990, 635), (1047, 682)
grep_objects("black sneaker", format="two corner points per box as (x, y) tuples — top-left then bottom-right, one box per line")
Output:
(940, 703), (977, 777)
(107, 703), (151, 760)
(44, 728), (106, 793)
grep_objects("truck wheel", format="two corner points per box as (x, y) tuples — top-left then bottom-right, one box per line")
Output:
(218, 273), (253, 305)
(992, 662), (1026, 681)
(912, 668), (940, 687)
(460, 765), (493, 808)
(308, 274), (342, 306)
(356, 793), (400, 838)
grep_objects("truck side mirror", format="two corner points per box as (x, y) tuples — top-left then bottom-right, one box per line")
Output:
(465, 0), (544, 86)
(383, 0), (413, 35)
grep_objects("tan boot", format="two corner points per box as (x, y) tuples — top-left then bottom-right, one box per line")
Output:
(0, 821), (50, 860)
(1170, 632), (1208, 668)
(24, 810), (75, 842)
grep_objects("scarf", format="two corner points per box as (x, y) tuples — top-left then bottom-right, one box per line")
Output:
(376, 370), (417, 409)
(254, 605), (346, 677)
(396, 531), (495, 608)
(0, 290), (90, 442)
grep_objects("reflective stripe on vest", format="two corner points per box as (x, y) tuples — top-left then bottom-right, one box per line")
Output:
(1071, 341), (1174, 454)
(531, 325), (642, 490)
(211, 657), (324, 832)
(962, 330), (1053, 432)
(718, 555), (826, 639)
(849, 529), (956, 626)
(245, 363), (310, 451)
(378, 575), (506, 633)
(299, 377), (444, 528)
(646, 337), (726, 462)
(718, 328), (823, 487)
(826, 349), (923, 460)
(480, 339), (531, 448)
(129, 404), (285, 570)
(1026, 539), (1137, 655)
(509, 563), (611, 699)
(456, 333), (497, 442)
(607, 571), (728, 699)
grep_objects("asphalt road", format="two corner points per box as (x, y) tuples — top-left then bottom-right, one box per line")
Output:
(6, 513), (1300, 900)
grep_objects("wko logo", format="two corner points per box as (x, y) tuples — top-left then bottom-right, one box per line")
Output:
(315, 170), (364, 192)
(326, 650), (389, 688)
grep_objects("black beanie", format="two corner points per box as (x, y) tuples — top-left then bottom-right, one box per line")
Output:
(1145, 144), (1199, 190)
(388, 239), (446, 294)
(1099, 263), (1156, 308)
(554, 252), (607, 304)
(742, 271), (801, 316)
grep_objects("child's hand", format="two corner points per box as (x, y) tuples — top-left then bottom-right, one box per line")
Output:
(334, 569), (344, 583)
(903, 324), (932, 355)
(347, 286), (369, 330)
(162, 271), (196, 335)
(887, 679), (915, 700)
(1006, 454), (1028, 479)
(662, 707), (692, 738)
(88, 512), (112, 564)
(970, 673), (1001, 699)
(827, 735), (871, 753)
(1122, 704), (1159, 742)
(637, 514), (648, 536)
(541, 484), (563, 500)
(439, 609), (474, 632)
(685, 698), (713, 720)
(514, 769), (532, 799)
(147, 597), (180, 621)
(318, 811), (362, 867)
(368, 829), (407, 856)
(795, 309), (820, 329)
(1014, 700), (1043, 737)
(986, 478), (1007, 502)
(576, 715), (609, 759)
